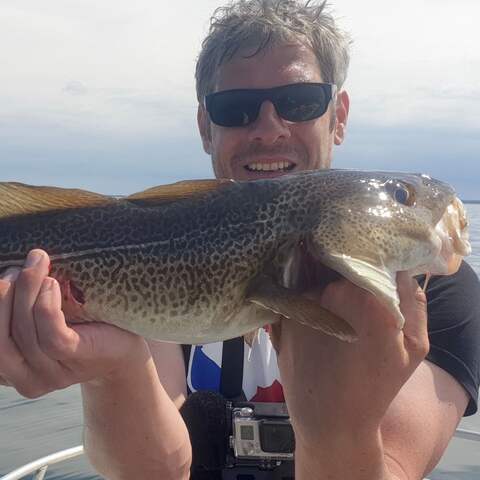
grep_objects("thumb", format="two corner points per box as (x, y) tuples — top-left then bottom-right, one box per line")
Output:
(397, 272), (429, 355)
(268, 320), (283, 355)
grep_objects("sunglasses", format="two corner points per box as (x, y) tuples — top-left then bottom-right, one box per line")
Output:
(205, 82), (336, 128)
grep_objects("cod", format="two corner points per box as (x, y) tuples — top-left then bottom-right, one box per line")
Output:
(0, 170), (471, 343)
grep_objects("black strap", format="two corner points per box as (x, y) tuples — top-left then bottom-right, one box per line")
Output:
(220, 337), (244, 400)
(181, 344), (192, 395)
(182, 338), (245, 399)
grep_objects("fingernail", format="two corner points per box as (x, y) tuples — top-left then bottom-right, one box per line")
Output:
(24, 250), (43, 268)
(415, 287), (428, 306)
(1, 267), (20, 282)
(40, 277), (55, 293)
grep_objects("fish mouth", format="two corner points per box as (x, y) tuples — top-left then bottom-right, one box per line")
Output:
(431, 197), (471, 275)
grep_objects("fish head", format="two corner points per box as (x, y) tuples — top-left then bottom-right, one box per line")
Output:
(288, 170), (471, 327)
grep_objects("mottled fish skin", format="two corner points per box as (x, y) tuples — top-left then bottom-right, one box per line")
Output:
(0, 170), (463, 343)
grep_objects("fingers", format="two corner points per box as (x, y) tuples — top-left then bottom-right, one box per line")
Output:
(397, 272), (429, 357)
(1, 250), (71, 397)
(319, 279), (394, 336)
(0, 267), (21, 339)
(397, 272), (428, 321)
(0, 267), (28, 386)
(0, 249), (142, 396)
(34, 277), (81, 362)
(34, 276), (144, 382)
(11, 250), (51, 358)
(10, 251), (64, 382)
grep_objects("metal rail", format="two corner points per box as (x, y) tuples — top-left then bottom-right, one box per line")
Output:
(1, 429), (479, 480)
(452, 428), (480, 442)
(0, 446), (84, 480)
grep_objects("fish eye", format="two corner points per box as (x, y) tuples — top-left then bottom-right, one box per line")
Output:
(394, 186), (409, 204)
(386, 181), (415, 206)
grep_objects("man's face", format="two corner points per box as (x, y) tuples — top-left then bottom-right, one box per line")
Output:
(198, 43), (349, 181)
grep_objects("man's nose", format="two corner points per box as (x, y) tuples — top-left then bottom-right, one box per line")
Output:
(247, 101), (291, 144)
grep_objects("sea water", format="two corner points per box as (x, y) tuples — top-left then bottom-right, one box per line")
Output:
(0, 205), (480, 479)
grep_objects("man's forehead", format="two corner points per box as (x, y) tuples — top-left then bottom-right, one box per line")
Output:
(214, 42), (323, 91)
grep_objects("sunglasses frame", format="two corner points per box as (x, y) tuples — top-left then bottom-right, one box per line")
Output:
(204, 82), (337, 127)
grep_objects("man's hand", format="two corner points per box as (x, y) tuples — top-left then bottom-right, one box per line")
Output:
(271, 272), (428, 479)
(0, 249), (148, 398)
(0, 248), (191, 479)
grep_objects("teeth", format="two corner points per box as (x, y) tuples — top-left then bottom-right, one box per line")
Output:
(247, 161), (293, 172)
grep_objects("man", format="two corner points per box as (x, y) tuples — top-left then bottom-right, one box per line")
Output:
(0, 1), (479, 479)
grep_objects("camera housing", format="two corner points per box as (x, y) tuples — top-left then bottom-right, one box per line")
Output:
(226, 401), (295, 470)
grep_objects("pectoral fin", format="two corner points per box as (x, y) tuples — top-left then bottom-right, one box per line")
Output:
(321, 253), (404, 328)
(246, 277), (357, 343)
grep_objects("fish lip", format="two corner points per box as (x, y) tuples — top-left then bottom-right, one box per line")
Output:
(430, 197), (471, 274)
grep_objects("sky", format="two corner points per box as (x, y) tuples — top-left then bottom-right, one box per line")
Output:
(1, 0), (479, 198)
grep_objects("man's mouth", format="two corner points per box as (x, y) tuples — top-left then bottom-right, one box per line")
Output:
(244, 161), (296, 173)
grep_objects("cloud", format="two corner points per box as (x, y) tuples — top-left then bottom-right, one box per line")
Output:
(334, 0), (480, 129)
(334, 123), (480, 199)
(3, 0), (478, 131)
(1, 0), (479, 198)
(63, 81), (89, 96)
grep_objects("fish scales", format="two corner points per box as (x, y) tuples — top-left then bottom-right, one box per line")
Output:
(0, 177), (301, 342)
(0, 170), (470, 343)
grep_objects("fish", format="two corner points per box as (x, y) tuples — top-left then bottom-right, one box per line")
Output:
(0, 169), (471, 344)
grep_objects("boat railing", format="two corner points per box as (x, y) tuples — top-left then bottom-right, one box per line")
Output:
(1, 429), (479, 480)
(0, 446), (84, 480)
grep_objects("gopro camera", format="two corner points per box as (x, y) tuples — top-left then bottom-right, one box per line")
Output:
(225, 401), (295, 473)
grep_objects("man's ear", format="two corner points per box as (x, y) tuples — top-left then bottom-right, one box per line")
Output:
(334, 90), (350, 146)
(197, 104), (212, 154)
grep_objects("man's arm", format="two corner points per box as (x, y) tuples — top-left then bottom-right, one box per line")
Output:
(272, 273), (468, 480)
(0, 250), (192, 480)
(82, 341), (191, 480)
(381, 360), (468, 479)
(292, 359), (467, 480)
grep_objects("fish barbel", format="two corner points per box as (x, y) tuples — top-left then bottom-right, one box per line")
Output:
(0, 170), (471, 343)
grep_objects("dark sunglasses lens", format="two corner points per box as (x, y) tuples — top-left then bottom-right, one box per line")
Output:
(275, 84), (331, 122)
(207, 91), (260, 127)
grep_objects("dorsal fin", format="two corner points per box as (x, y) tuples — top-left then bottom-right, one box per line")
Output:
(0, 182), (114, 219)
(126, 178), (234, 205)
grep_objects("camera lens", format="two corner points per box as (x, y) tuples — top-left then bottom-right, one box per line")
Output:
(259, 421), (295, 453)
